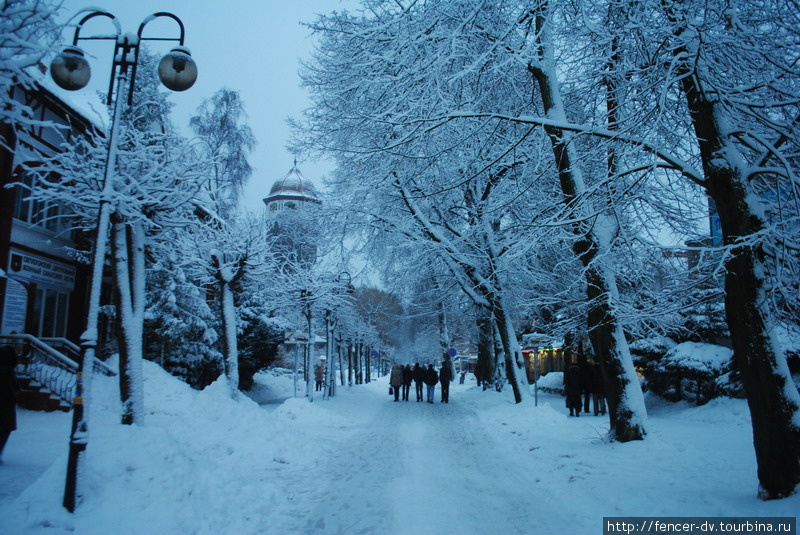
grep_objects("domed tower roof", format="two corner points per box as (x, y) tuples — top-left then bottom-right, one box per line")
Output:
(263, 160), (321, 207)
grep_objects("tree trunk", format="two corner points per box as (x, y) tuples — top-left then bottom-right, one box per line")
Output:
(491, 294), (528, 403)
(365, 341), (371, 383)
(219, 279), (239, 399)
(676, 54), (800, 499)
(305, 306), (313, 401)
(347, 342), (353, 386)
(338, 337), (345, 387)
(476, 309), (494, 388)
(437, 293), (450, 355)
(529, 4), (646, 440)
(324, 310), (335, 399)
(111, 215), (145, 425)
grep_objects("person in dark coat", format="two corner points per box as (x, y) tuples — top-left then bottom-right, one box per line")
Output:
(401, 365), (413, 401)
(578, 352), (593, 414)
(439, 361), (453, 403)
(565, 354), (582, 417)
(0, 343), (20, 463)
(592, 360), (607, 416)
(314, 361), (325, 392)
(412, 363), (424, 402)
(424, 364), (438, 404)
(390, 364), (403, 402)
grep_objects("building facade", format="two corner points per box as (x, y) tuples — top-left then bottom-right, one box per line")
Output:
(0, 83), (96, 342)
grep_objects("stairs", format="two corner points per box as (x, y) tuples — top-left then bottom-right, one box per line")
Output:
(16, 372), (71, 412)
(3, 333), (116, 412)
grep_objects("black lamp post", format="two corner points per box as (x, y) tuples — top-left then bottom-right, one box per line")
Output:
(50, 9), (197, 513)
(300, 288), (313, 399)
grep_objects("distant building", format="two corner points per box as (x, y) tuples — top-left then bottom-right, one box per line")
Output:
(263, 161), (321, 271)
(263, 160), (321, 216)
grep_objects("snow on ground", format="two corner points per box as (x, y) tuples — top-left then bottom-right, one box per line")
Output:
(1, 362), (798, 535)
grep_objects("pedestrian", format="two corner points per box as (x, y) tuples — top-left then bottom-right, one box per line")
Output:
(413, 363), (424, 402)
(565, 353), (582, 417)
(424, 364), (438, 403)
(592, 359), (607, 416)
(314, 360), (324, 392)
(439, 361), (453, 403)
(390, 364), (403, 402)
(578, 351), (593, 414)
(401, 364), (413, 401)
(0, 340), (20, 464)
(459, 371), (466, 384)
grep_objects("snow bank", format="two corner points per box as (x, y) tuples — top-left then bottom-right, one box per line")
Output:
(1, 361), (353, 535)
(536, 371), (564, 395)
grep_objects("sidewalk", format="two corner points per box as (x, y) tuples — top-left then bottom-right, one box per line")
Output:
(0, 409), (71, 505)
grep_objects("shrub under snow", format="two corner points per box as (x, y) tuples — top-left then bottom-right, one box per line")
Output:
(649, 342), (734, 405)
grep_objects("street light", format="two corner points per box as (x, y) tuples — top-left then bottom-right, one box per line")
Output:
(50, 11), (197, 103)
(300, 288), (313, 400)
(51, 9), (198, 513)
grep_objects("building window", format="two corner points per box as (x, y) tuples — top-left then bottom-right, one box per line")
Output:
(11, 169), (76, 240)
(30, 287), (70, 338)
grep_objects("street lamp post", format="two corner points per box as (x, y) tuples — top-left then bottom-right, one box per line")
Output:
(50, 9), (197, 513)
(300, 288), (313, 400)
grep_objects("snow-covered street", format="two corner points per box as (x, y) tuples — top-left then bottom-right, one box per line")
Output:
(265, 390), (536, 535)
(1, 364), (798, 535)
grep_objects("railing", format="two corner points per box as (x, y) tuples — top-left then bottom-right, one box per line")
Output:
(40, 337), (81, 361)
(40, 336), (116, 376)
(1, 333), (116, 407)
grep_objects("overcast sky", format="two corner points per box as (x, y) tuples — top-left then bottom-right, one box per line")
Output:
(55, 0), (359, 212)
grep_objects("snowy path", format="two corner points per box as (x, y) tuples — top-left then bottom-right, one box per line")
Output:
(0, 410), (71, 504)
(268, 389), (557, 535)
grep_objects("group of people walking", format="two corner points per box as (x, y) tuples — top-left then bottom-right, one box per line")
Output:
(564, 351), (606, 417)
(390, 362), (453, 404)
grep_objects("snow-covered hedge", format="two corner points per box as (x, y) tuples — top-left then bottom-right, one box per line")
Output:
(774, 323), (800, 382)
(648, 342), (735, 405)
(629, 336), (676, 368)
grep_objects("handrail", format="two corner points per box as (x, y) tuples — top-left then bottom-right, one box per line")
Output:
(1, 333), (118, 408)
(4, 333), (77, 370)
(39, 336), (116, 376)
(40, 337), (81, 354)
(2, 334), (76, 405)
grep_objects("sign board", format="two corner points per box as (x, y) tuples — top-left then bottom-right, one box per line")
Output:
(7, 249), (76, 290)
(447, 348), (457, 357)
(369, 350), (378, 358)
(0, 278), (27, 334)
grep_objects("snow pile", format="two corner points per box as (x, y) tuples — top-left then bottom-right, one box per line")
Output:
(0, 361), (355, 535)
(536, 371), (565, 395)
